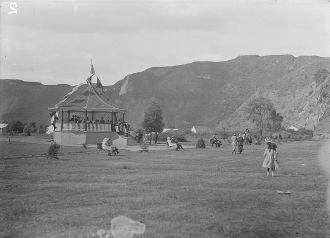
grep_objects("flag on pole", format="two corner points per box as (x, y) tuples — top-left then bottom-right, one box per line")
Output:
(96, 77), (103, 89)
(90, 64), (95, 75)
(90, 61), (95, 75)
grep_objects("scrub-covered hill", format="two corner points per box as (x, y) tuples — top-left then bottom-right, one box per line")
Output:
(1, 55), (330, 136)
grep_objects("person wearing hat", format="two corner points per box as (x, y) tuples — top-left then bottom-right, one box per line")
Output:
(265, 138), (278, 151)
(231, 133), (238, 154)
(262, 141), (278, 176)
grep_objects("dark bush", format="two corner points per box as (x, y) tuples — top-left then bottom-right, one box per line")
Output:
(47, 142), (60, 158)
(175, 134), (187, 142)
(38, 124), (47, 134)
(196, 138), (206, 148)
(297, 128), (313, 136)
(7, 120), (25, 133)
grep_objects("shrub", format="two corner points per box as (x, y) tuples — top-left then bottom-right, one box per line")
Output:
(23, 122), (37, 136)
(47, 142), (60, 158)
(38, 124), (47, 134)
(297, 128), (313, 137)
(174, 134), (187, 142)
(196, 138), (206, 148)
(7, 120), (25, 133)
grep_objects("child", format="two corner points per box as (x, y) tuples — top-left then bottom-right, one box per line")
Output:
(262, 142), (277, 177)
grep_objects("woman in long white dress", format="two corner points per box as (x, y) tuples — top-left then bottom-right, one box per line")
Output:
(262, 142), (278, 177)
(167, 137), (176, 148)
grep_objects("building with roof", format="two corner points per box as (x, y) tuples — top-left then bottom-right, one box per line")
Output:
(0, 122), (8, 133)
(191, 125), (212, 134)
(48, 73), (128, 146)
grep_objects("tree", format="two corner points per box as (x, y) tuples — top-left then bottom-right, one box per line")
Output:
(269, 109), (283, 132)
(142, 102), (165, 144)
(38, 124), (47, 134)
(245, 97), (283, 135)
(23, 122), (37, 136)
(7, 120), (25, 134)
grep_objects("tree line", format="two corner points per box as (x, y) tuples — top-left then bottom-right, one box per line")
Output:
(141, 96), (285, 144)
(5, 120), (48, 135)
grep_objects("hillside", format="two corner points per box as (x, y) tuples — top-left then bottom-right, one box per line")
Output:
(1, 55), (330, 136)
(0, 79), (73, 125)
(108, 55), (330, 132)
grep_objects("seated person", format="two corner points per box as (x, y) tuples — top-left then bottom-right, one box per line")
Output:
(102, 137), (119, 155)
(102, 137), (112, 150)
(167, 137), (176, 147)
(100, 117), (106, 124)
(176, 142), (184, 151)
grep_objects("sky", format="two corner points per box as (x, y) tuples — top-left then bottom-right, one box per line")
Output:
(0, 0), (329, 86)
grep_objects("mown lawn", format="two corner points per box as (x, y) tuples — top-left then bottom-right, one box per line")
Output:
(1, 140), (329, 237)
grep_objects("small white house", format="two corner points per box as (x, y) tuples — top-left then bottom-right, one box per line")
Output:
(0, 123), (8, 133)
(162, 128), (178, 133)
(191, 126), (211, 134)
(288, 126), (299, 131)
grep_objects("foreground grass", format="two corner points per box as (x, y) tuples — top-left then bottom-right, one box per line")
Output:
(1, 140), (329, 237)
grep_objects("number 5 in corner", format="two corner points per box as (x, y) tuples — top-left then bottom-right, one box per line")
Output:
(8, 2), (18, 15)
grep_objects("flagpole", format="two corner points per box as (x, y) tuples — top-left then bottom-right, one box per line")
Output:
(90, 59), (95, 76)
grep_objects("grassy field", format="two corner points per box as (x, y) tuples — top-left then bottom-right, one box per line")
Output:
(1, 139), (330, 238)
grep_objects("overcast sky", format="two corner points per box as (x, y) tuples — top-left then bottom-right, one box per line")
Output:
(1, 0), (329, 86)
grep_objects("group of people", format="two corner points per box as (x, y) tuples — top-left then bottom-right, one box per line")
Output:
(230, 129), (279, 177)
(231, 132), (246, 154)
(69, 115), (130, 134)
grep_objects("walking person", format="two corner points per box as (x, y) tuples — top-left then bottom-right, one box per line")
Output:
(262, 141), (279, 177)
(231, 133), (237, 154)
(237, 133), (244, 154)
